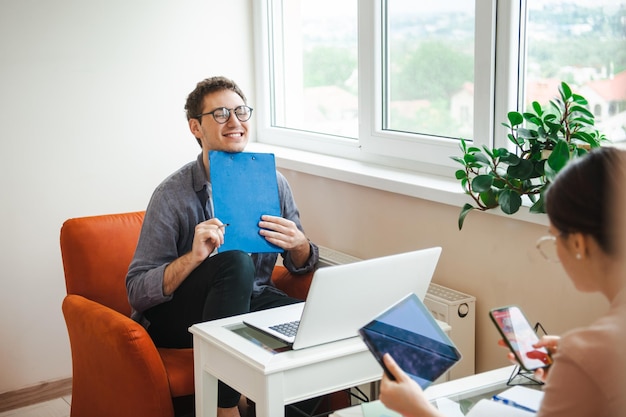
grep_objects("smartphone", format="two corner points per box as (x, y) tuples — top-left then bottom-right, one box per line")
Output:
(489, 305), (552, 371)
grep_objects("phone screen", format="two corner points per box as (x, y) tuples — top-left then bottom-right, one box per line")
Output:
(489, 306), (552, 371)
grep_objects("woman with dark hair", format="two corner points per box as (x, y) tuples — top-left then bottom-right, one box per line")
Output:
(377, 146), (626, 417)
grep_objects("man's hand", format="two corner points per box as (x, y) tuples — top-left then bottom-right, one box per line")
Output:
(163, 219), (226, 295)
(258, 215), (310, 266)
(190, 219), (227, 262)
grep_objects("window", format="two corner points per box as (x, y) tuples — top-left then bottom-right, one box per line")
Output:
(254, 0), (626, 175)
(522, 0), (626, 141)
(265, 1), (359, 139)
(385, 1), (475, 140)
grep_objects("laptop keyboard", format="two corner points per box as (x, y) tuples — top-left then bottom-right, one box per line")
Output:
(269, 320), (300, 337)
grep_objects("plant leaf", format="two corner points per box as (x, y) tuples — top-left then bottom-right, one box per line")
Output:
(458, 203), (475, 230)
(474, 152), (491, 165)
(574, 147), (589, 157)
(560, 82), (572, 100)
(493, 177), (506, 189)
(464, 154), (477, 164)
(549, 99), (563, 115)
(544, 162), (558, 183)
(529, 196), (546, 214)
(507, 111), (524, 126)
(571, 131), (593, 143)
(572, 116), (594, 126)
(570, 105), (594, 119)
(451, 156), (466, 166)
(499, 190), (522, 214)
(507, 159), (534, 180)
(508, 133), (524, 146)
(572, 94), (588, 105)
(479, 189), (498, 208)
(517, 128), (537, 139)
(547, 139), (571, 172)
(471, 175), (494, 192)
(455, 169), (467, 180)
(523, 115), (542, 126)
(499, 150), (520, 165)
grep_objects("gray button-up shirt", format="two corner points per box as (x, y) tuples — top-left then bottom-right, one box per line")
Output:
(126, 153), (318, 327)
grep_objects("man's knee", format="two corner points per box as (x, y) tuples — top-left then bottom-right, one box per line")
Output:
(215, 250), (255, 285)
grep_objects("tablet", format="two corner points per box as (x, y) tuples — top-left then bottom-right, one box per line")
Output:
(359, 292), (462, 389)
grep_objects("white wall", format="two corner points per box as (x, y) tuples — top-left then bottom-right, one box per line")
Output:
(279, 171), (608, 373)
(0, 0), (254, 394)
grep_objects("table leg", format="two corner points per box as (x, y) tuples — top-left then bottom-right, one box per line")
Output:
(254, 376), (285, 417)
(194, 338), (218, 417)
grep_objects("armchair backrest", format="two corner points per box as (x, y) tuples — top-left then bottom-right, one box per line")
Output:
(60, 211), (145, 317)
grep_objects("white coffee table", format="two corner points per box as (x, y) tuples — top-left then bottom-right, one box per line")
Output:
(330, 365), (525, 416)
(189, 303), (383, 417)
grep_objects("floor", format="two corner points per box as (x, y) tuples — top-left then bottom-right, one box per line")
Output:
(0, 396), (71, 417)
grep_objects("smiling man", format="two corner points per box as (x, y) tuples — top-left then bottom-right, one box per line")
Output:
(126, 76), (319, 417)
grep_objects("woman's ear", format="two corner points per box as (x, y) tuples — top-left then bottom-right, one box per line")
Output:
(571, 232), (589, 260)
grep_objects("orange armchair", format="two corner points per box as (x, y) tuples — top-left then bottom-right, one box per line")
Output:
(60, 211), (316, 417)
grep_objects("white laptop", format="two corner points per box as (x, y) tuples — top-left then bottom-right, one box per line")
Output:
(243, 246), (442, 350)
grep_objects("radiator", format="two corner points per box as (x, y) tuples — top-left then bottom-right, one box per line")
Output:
(317, 245), (476, 380)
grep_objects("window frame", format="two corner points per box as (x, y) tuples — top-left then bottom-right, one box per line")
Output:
(252, 0), (524, 176)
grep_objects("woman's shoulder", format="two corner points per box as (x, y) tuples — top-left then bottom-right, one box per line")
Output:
(557, 308), (626, 392)
(561, 308), (625, 356)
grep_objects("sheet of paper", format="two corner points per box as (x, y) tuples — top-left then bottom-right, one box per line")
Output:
(360, 401), (402, 417)
(435, 397), (464, 417)
(466, 399), (536, 417)
(210, 151), (282, 253)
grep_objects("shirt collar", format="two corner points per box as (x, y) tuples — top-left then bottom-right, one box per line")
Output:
(191, 153), (209, 193)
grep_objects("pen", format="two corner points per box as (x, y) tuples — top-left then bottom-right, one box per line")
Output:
(492, 396), (536, 413)
(218, 223), (230, 228)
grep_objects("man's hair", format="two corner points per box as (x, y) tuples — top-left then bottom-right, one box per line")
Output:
(546, 146), (624, 256)
(184, 76), (247, 121)
(184, 76), (247, 146)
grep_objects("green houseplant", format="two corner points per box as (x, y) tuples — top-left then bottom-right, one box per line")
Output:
(452, 81), (606, 230)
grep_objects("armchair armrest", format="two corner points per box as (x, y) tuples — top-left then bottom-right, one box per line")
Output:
(62, 294), (175, 417)
(271, 265), (315, 300)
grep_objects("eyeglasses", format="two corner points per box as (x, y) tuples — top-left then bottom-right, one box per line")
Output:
(196, 105), (253, 124)
(536, 235), (559, 263)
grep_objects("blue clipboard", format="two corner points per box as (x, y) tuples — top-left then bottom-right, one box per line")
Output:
(209, 151), (282, 253)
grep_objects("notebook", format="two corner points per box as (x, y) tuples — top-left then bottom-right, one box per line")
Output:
(243, 247), (442, 350)
(359, 292), (462, 389)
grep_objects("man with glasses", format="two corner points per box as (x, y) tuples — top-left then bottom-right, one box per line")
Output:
(126, 76), (318, 417)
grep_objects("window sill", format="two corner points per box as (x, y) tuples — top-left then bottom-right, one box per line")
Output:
(246, 142), (548, 228)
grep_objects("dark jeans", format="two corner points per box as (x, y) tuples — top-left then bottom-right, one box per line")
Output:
(145, 250), (301, 408)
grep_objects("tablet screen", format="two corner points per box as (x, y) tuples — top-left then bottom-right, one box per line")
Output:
(359, 293), (461, 388)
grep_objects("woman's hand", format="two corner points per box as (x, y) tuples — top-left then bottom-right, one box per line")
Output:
(531, 335), (560, 381)
(497, 335), (560, 382)
(379, 354), (443, 417)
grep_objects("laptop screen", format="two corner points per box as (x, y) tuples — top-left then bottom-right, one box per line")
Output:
(359, 293), (461, 389)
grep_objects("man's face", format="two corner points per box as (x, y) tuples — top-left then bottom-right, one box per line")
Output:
(189, 89), (250, 153)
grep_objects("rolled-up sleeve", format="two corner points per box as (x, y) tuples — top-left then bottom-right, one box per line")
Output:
(126, 160), (203, 322)
(276, 172), (319, 273)
(126, 191), (180, 314)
